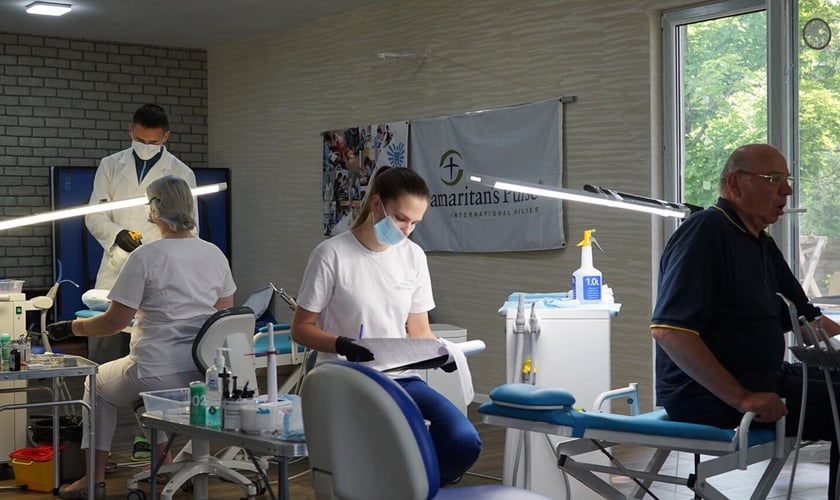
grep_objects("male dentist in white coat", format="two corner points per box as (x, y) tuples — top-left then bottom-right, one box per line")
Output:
(84, 103), (197, 364)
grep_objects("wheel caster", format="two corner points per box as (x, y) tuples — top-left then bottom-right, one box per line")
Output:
(126, 489), (146, 500)
(254, 477), (267, 496)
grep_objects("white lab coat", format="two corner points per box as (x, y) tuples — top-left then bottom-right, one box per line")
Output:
(85, 146), (198, 290)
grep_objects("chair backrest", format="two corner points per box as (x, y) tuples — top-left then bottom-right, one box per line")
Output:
(192, 306), (259, 392)
(301, 361), (440, 500)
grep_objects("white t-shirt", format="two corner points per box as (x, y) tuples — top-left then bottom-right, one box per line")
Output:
(108, 237), (236, 377)
(297, 230), (435, 364)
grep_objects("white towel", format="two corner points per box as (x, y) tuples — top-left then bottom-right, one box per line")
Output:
(439, 338), (483, 406)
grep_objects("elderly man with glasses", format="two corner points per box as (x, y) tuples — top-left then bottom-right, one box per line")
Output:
(651, 143), (840, 499)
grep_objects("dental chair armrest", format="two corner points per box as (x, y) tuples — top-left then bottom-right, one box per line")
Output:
(735, 411), (757, 470)
(592, 383), (640, 415)
(734, 411), (785, 469)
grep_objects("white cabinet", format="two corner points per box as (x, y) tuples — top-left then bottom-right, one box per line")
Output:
(502, 306), (615, 500)
(0, 295), (29, 461)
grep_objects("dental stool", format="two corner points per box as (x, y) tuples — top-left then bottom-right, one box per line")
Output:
(128, 307), (265, 500)
(301, 361), (550, 499)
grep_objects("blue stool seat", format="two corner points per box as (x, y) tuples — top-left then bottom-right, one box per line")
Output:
(479, 383), (776, 447)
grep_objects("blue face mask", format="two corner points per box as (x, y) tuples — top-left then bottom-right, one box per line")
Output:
(373, 206), (406, 246)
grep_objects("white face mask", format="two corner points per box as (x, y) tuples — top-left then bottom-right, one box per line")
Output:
(132, 140), (161, 161)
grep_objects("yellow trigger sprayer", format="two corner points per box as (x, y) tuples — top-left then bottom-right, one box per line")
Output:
(571, 229), (603, 303)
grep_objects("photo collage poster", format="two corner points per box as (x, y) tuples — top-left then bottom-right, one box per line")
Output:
(321, 121), (409, 236)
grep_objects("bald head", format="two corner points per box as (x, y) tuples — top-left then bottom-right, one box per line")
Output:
(718, 144), (786, 197)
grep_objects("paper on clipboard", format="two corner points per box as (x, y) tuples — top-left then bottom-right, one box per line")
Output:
(355, 338), (448, 372)
(355, 338), (486, 373)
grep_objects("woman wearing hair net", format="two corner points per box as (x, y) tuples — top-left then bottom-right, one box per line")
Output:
(46, 175), (236, 499)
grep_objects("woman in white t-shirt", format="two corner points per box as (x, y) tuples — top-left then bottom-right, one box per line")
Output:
(47, 176), (235, 499)
(292, 167), (481, 486)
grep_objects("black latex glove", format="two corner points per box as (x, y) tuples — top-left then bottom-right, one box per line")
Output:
(115, 229), (142, 253)
(335, 336), (374, 362)
(440, 361), (458, 373)
(46, 320), (75, 342)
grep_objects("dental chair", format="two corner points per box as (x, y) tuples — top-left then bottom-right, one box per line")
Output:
(479, 383), (793, 499)
(128, 307), (263, 500)
(301, 360), (550, 499)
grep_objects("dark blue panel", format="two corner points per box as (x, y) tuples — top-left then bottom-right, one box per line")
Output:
(51, 167), (99, 322)
(194, 169), (232, 258)
(50, 167), (231, 321)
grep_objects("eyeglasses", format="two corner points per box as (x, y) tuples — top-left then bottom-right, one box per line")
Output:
(738, 171), (795, 186)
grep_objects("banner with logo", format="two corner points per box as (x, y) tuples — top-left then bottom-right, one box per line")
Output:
(410, 99), (564, 252)
(322, 121), (409, 236)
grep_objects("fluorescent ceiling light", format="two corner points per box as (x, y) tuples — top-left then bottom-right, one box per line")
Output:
(26, 1), (72, 16)
(0, 182), (227, 232)
(469, 174), (690, 219)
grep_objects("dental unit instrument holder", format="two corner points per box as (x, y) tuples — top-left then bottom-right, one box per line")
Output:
(511, 294), (543, 491)
(501, 293), (617, 499)
(779, 293), (840, 499)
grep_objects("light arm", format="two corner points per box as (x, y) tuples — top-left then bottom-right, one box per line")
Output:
(406, 311), (436, 339)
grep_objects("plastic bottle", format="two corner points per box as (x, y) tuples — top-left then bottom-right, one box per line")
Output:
(8, 343), (20, 371)
(0, 333), (10, 365)
(189, 381), (206, 427)
(205, 347), (228, 430)
(571, 229), (602, 303)
(223, 374), (244, 431)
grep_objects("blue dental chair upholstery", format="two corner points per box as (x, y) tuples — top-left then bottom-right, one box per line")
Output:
(301, 361), (549, 500)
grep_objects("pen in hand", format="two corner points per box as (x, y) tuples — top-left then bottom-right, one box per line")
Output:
(358, 323), (364, 339)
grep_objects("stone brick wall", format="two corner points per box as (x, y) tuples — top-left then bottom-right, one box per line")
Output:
(0, 32), (207, 289)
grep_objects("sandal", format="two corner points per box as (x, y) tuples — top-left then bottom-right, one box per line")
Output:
(131, 435), (151, 462)
(58, 481), (106, 499)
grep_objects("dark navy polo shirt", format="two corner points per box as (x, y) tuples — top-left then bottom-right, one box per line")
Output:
(133, 148), (163, 183)
(651, 198), (819, 409)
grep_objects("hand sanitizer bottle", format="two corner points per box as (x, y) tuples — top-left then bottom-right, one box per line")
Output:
(571, 229), (603, 304)
(205, 347), (228, 430)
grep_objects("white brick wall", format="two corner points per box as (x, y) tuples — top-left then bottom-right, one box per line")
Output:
(0, 32), (207, 288)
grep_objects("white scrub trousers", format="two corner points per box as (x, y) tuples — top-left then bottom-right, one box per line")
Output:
(81, 356), (201, 451)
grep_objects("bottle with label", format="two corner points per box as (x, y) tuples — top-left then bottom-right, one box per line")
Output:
(223, 374), (243, 432)
(189, 381), (206, 427)
(205, 347), (228, 430)
(571, 229), (603, 304)
(0, 333), (10, 365)
(0, 334), (10, 365)
(9, 343), (20, 371)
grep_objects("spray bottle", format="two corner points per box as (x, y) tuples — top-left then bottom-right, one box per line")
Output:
(571, 229), (603, 304)
(205, 347), (228, 430)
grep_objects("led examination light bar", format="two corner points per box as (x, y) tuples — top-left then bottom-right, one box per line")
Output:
(468, 174), (690, 219)
(0, 182), (228, 232)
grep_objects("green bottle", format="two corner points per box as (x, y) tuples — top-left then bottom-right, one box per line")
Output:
(0, 333), (10, 365)
(189, 381), (206, 426)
